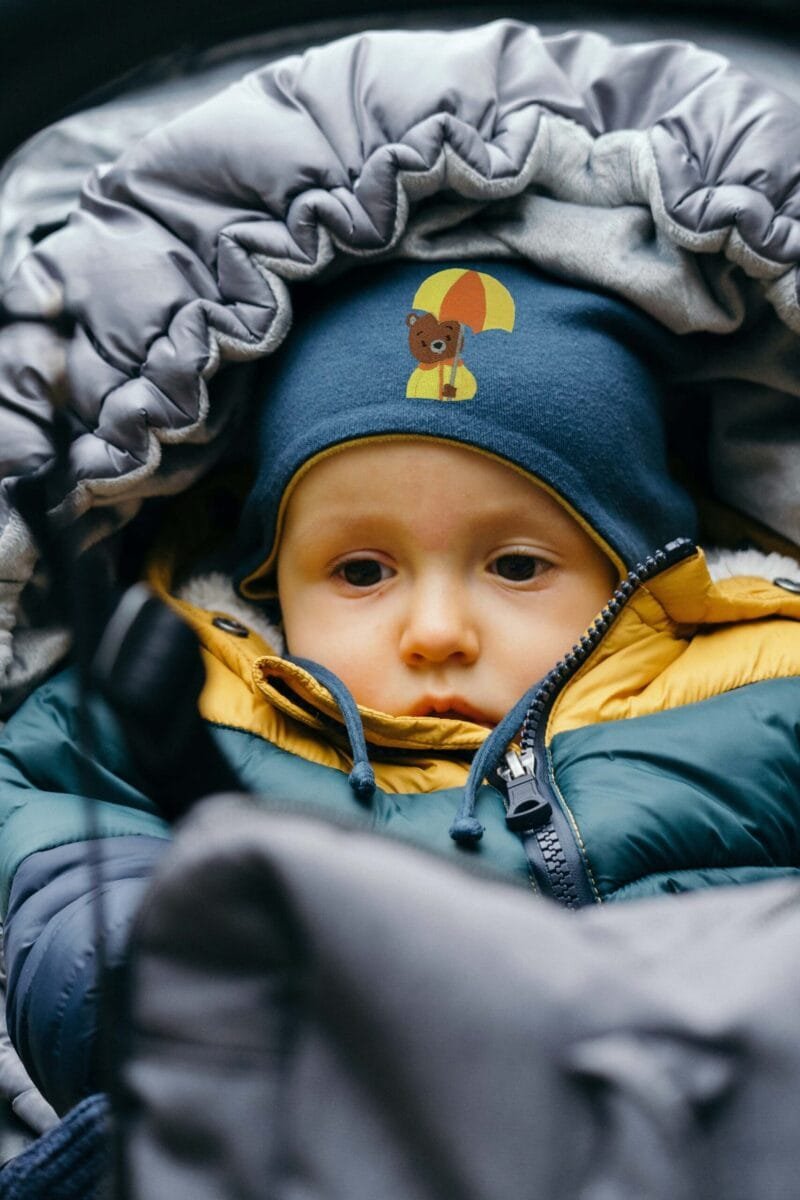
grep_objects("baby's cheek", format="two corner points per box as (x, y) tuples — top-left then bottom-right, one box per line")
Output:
(303, 617), (372, 679)
(499, 612), (577, 689)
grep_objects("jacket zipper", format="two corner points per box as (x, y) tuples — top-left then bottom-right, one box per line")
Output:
(497, 537), (697, 909)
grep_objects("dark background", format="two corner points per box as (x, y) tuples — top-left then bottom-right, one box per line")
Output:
(2, 0), (800, 163)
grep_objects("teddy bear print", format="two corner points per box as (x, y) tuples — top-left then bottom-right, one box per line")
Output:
(405, 312), (477, 401)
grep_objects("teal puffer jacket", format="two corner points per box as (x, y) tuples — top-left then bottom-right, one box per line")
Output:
(2, 533), (800, 1110)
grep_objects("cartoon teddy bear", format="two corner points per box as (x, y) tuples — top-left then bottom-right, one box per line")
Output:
(405, 311), (477, 401)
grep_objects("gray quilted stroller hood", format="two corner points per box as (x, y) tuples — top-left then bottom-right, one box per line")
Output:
(0, 18), (799, 710)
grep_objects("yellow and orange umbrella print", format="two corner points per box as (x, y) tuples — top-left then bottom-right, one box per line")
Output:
(411, 268), (516, 333)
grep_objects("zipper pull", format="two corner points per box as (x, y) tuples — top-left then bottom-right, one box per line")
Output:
(498, 749), (552, 832)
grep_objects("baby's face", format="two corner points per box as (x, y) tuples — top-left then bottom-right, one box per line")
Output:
(277, 441), (617, 726)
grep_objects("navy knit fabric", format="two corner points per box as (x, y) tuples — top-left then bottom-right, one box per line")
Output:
(237, 260), (696, 588)
(0, 1093), (109, 1200)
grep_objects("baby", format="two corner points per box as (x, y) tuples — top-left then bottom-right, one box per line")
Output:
(276, 438), (616, 727)
(237, 257), (688, 727)
(2, 259), (800, 1115)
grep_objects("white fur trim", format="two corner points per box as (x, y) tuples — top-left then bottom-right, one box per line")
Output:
(704, 546), (800, 583)
(176, 571), (284, 653)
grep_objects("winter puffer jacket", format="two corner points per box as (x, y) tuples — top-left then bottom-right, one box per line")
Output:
(1, 19), (800, 1115)
(2, 512), (800, 1111)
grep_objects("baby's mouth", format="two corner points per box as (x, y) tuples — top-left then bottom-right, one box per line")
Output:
(409, 697), (494, 727)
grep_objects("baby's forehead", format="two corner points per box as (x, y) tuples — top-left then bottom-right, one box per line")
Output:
(286, 438), (542, 509)
(278, 438), (592, 548)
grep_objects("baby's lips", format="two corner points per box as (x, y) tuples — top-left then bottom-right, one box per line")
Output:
(408, 696), (494, 726)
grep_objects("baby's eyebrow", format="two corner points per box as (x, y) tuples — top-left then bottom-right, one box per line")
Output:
(311, 512), (389, 535)
(290, 515), (390, 551)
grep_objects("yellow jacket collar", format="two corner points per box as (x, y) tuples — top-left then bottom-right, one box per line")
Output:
(254, 655), (490, 752)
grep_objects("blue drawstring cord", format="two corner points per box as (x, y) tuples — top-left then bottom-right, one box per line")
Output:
(289, 658), (540, 844)
(449, 681), (543, 845)
(287, 656), (376, 803)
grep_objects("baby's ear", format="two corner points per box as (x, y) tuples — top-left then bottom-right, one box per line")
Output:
(406, 312), (419, 327)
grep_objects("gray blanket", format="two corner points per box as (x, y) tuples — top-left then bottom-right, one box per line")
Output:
(0, 20), (799, 710)
(121, 794), (800, 1200)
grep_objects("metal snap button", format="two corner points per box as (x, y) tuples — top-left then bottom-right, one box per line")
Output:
(773, 577), (800, 594)
(212, 615), (250, 637)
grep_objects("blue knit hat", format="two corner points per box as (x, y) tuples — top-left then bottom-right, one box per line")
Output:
(237, 260), (696, 594)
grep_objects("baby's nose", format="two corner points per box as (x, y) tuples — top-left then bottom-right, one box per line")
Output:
(430, 338), (447, 354)
(399, 587), (479, 666)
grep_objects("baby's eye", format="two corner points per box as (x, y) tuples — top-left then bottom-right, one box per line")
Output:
(490, 553), (549, 582)
(336, 559), (392, 587)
